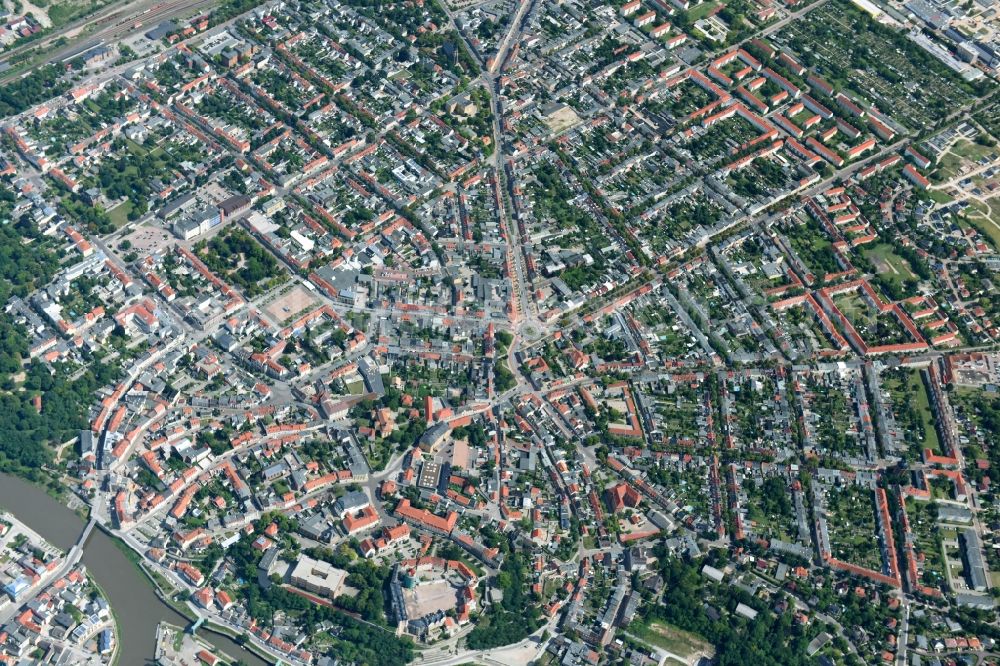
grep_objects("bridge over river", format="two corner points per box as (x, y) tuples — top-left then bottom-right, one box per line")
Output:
(0, 474), (270, 665)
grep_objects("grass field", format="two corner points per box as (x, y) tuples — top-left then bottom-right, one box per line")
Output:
(909, 371), (940, 454)
(885, 369), (942, 455)
(629, 620), (714, 660)
(962, 198), (1000, 249)
(834, 291), (876, 327)
(686, 0), (722, 21)
(951, 139), (996, 163)
(927, 189), (954, 204)
(863, 243), (916, 284)
(106, 199), (133, 229)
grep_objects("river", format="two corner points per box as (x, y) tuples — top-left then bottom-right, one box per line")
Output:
(0, 473), (270, 666)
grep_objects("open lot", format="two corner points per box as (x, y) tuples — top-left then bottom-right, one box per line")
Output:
(629, 619), (714, 662)
(932, 139), (998, 182)
(962, 198), (1000, 249)
(402, 580), (460, 618)
(117, 224), (174, 256)
(263, 284), (321, 325)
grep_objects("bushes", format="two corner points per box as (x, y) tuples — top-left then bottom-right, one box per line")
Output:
(494, 362), (516, 392)
(0, 65), (69, 118)
(0, 191), (116, 475)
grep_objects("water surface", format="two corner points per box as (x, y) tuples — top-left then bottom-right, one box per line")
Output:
(0, 473), (269, 665)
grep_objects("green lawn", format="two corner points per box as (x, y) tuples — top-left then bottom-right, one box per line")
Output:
(125, 139), (149, 157)
(909, 371), (941, 454)
(106, 200), (133, 229)
(927, 189), (954, 204)
(934, 140), (996, 180)
(863, 243), (916, 283)
(834, 292), (874, 326)
(886, 369), (942, 455)
(686, 0), (722, 21)
(951, 139), (995, 163)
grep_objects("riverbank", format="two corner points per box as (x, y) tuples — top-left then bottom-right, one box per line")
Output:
(87, 577), (122, 666)
(0, 473), (269, 666)
(102, 524), (277, 665)
(156, 621), (257, 666)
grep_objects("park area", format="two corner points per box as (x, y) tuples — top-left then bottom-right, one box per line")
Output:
(863, 244), (916, 286)
(195, 227), (288, 297)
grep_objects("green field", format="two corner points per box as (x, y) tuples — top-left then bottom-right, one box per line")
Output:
(834, 291), (876, 327)
(962, 198), (1000, 249)
(926, 189), (954, 204)
(863, 243), (916, 284)
(629, 620), (714, 659)
(106, 200), (133, 229)
(686, 0), (722, 21)
(934, 140), (997, 180)
(910, 372), (941, 455)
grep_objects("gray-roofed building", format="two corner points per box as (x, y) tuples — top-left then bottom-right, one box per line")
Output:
(960, 529), (988, 591)
(79, 430), (95, 456)
(145, 21), (177, 40)
(262, 461), (290, 481)
(702, 564), (724, 582)
(357, 356), (385, 397)
(333, 490), (370, 518)
(418, 421), (449, 452)
(937, 504), (973, 523)
(955, 592), (995, 609)
(299, 514), (330, 541)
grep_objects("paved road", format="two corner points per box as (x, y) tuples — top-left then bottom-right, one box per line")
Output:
(896, 600), (910, 666)
(0, 518), (95, 626)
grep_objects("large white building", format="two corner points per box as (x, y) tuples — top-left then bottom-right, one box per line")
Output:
(290, 555), (347, 599)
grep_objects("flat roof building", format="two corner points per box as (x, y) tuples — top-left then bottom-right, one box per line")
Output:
(290, 554), (348, 599)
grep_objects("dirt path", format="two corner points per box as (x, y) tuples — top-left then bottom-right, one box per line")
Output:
(18, 0), (53, 27)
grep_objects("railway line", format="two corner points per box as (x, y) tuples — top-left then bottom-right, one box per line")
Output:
(0, 0), (217, 83)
